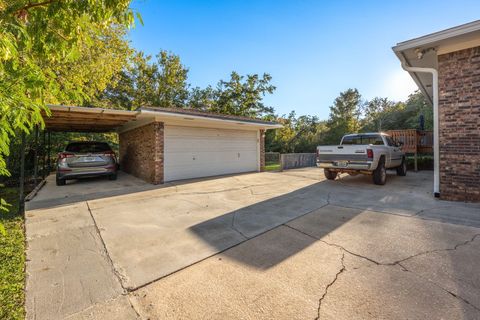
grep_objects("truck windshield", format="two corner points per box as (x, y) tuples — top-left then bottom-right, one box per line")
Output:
(341, 135), (384, 145)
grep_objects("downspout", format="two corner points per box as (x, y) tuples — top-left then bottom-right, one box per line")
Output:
(401, 63), (440, 198)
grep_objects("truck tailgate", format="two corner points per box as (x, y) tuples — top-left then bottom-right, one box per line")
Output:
(317, 145), (369, 162)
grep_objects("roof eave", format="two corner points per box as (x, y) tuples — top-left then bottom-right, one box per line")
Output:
(139, 108), (282, 129)
(392, 19), (480, 52)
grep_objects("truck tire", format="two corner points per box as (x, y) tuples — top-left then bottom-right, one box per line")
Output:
(373, 157), (386, 185)
(396, 157), (407, 176)
(324, 169), (337, 180)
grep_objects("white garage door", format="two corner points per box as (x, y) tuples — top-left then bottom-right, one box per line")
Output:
(164, 125), (259, 182)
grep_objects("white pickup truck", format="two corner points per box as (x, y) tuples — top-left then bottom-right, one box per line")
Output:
(316, 132), (407, 185)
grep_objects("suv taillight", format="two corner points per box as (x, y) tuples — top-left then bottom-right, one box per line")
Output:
(103, 150), (117, 160)
(367, 149), (373, 159)
(58, 152), (74, 160)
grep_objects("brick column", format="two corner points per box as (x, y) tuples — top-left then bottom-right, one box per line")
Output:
(438, 46), (480, 201)
(259, 129), (265, 172)
(153, 122), (164, 184)
(119, 121), (164, 184)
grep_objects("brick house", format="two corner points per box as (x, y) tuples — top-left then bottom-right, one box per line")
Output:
(393, 20), (480, 201)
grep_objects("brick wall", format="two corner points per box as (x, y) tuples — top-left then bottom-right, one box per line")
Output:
(438, 46), (480, 201)
(259, 129), (265, 172)
(119, 121), (164, 184)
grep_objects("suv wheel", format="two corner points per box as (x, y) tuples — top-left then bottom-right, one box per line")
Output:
(56, 177), (66, 186)
(324, 169), (337, 180)
(373, 157), (386, 185)
(108, 173), (118, 181)
(396, 158), (407, 176)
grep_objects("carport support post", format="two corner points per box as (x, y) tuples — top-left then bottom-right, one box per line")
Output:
(47, 131), (51, 174)
(19, 131), (26, 214)
(414, 152), (418, 172)
(33, 125), (39, 185)
(42, 130), (46, 179)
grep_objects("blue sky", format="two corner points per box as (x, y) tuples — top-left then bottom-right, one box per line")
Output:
(128, 0), (480, 119)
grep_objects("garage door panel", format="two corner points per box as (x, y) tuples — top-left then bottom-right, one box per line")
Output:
(165, 140), (256, 152)
(164, 126), (258, 182)
(166, 151), (257, 167)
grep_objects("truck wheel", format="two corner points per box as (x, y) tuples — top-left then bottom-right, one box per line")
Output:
(373, 157), (386, 185)
(396, 158), (407, 176)
(324, 169), (337, 180)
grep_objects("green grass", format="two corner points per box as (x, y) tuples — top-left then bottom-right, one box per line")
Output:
(265, 162), (281, 171)
(0, 188), (25, 320)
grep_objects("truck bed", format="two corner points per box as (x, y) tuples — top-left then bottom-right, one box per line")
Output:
(316, 145), (372, 171)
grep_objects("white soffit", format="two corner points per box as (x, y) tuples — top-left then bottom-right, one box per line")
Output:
(393, 20), (480, 104)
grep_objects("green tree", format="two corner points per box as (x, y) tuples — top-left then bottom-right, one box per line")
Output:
(360, 92), (431, 131)
(189, 72), (276, 118)
(323, 88), (363, 144)
(361, 97), (400, 131)
(0, 0), (138, 225)
(189, 86), (216, 111)
(209, 72), (276, 118)
(266, 111), (327, 153)
(94, 50), (189, 110)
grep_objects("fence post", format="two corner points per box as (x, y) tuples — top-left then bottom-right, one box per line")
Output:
(280, 154), (284, 172)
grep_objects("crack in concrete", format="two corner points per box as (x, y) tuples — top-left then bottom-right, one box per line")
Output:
(392, 233), (480, 266)
(284, 223), (480, 313)
(86, 201), (128, 292)
(126, 294), (143, 320)
(286, 223), (480, 268)
(62, 295), (134, 319)
(314, 252), (346, 320)
(230, 210), (249, 240)
(129, 202), (332, 293)
(398, 262), (480, 313)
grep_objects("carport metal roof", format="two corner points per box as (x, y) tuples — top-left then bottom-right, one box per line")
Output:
(42, 105), (282, 132)
(43, 105), (139, 132)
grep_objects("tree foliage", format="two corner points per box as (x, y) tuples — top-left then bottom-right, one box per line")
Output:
(266, 90), (431, 153)
(0, 0), (137, 218)
(195, 72), (276, 118)
(266, 111), (324, 153)
(96, 55), (277, 119)
(322, 88), (363, 144)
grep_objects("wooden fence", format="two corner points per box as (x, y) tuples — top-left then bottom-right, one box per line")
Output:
(386, 129), (433, 171)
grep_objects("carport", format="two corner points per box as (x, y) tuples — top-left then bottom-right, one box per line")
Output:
(19, 105), (139, 210)
(20, 104), (280, 210)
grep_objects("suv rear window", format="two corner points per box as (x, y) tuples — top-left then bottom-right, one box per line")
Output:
(341, 135), (384, 145)
(65, 142), (112, 153)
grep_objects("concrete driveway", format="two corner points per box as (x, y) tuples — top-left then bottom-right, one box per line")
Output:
(25, 169), (480, 319)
